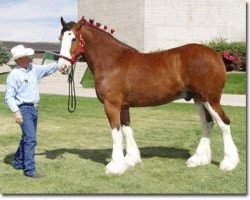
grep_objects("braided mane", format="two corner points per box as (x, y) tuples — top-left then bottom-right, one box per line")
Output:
(81, 16), (115, 36)
(80, 16), (137, 51)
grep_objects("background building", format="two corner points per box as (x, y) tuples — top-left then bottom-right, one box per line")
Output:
(78, 0), (246, 52)
(1, 41), (60, 58)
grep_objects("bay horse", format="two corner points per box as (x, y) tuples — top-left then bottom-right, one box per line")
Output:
(58, 17), (239, 174)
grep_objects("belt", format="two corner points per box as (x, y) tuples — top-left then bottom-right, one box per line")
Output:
(19, 103), (39, 109)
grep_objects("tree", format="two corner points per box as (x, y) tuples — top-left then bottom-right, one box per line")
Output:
(0, 43), (11, 65)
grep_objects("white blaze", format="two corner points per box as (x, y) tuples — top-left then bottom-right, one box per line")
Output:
(58, 31), (76, 74)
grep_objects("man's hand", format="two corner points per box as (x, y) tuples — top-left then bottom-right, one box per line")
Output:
(15, 111), (23, 125)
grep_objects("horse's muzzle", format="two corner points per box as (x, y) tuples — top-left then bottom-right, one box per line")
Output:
(58, 59), (71, 74)
(58, 65), (70, 75)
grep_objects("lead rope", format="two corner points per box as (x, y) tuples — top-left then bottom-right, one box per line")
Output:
(68, 62), (77, 113)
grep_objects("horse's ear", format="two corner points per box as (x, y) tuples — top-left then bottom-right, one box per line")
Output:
(72, 20), (83, 32)
(60, 16), (67, 27)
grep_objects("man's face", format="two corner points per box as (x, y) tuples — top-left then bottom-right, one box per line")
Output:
(15, 56), (30, 68)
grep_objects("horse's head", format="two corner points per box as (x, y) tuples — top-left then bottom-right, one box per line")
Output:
(58, 17), (115, 74)
(58, 20), (84, 74)
(59, 17), (76, 41)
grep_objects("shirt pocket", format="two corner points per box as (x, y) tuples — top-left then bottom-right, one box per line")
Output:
(16, 76), (29, 91)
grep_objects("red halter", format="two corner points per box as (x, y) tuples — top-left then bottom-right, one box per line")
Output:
(59, 32), (85, 64)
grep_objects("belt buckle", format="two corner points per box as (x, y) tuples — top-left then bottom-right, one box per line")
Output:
(34, 103), (39, 109)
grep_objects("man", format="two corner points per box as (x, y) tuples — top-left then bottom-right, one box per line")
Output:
(5, 45), (59, 178)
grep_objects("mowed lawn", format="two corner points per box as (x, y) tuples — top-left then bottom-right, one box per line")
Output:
(0, 93), (246, 194)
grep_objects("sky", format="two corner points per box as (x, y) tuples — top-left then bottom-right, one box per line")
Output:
(0, 0), (77, 43)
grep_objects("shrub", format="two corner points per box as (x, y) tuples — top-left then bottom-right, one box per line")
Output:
(0, 43), (11, 65)
(204, 38), (246, 71)
(204, 38), (246, 56)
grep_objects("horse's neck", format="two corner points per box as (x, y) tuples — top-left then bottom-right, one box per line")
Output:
(82, 27), (137, 72)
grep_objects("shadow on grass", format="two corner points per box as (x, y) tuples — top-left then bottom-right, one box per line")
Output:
(36, 146), (191, 165)
(4, 147), (220, 167)
(3, 153), (15, 166)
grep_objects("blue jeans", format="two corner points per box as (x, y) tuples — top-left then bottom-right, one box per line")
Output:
(13, 105), (38, 176)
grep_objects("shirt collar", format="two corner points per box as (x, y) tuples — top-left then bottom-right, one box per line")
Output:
(16, 64), (33, 72)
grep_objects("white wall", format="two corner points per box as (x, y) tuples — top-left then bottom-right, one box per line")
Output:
(78, 0), (145, 51)
(144, 0), (246, 51)
(78, 0), (246, 52)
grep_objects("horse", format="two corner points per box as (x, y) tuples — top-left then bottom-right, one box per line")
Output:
(58, 17), (240, 174)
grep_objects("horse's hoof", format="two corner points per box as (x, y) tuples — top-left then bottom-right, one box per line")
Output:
(105, 161), (129, 175)
(186, 159), (199, 168)
(186, 157), (200, 167)
(125, 155), (142, 167)
(219, 156), (239, 171)
(186, 154), (211, 167)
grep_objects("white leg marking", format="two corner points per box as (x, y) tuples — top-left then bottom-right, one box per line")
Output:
(105, 128), (129, 174)
(122, 126), (141, 167)
(187, 102), (213, 167)
(187, 137), (211, 167)
(203, 102), (240, 171)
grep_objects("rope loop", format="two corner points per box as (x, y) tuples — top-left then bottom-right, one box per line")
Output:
(68, 62), (77, 113)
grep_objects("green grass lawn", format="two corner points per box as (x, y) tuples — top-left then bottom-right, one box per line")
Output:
(0, 73), (8, 84)
(0, 93), (246, 194)
(223, 73), (246, 94)
(81, 67), (95, 88)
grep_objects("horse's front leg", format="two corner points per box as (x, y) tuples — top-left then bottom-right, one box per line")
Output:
(104, 101), (129, 174)
(121, 107), (141, 167)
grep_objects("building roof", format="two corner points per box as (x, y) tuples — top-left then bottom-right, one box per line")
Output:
(1, 41), (61, 58)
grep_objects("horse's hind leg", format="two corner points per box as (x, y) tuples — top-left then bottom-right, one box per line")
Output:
(186, 100), (214, 167)
(203, 102), (239, 171)
(104, 101), (129, 174)
(120, 107), (141, 167)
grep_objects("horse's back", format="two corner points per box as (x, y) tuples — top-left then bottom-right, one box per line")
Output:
(139, 43), (225, 76)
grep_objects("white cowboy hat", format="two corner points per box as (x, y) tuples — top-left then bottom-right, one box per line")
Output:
(10, 45), (34, 61)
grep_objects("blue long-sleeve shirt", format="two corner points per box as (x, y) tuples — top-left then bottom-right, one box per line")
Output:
(5, 62), (58, 112)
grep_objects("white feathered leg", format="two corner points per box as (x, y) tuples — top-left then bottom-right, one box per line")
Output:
(122, 125), (141, 167)
(105, 128), (129, 174)
(203, 102), (239, 171)
(187, 101), (214, 167)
